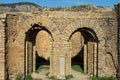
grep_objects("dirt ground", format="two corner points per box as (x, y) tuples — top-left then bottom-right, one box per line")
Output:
(31, 67), (89, 80)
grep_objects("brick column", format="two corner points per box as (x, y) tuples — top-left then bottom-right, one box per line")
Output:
(87, 42), (94, 75)
(50, 42), (54, 76)
(50, 41), (71, 79)
(27, 41), (33, 74)
(0, 22), (5, 80)
(33, 46), (36, 72)
(84, 44), (87, 74)
(93, 42), (97, 76)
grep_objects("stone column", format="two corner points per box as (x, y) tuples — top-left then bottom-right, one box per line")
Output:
(58, 57), (65, 79)
(93, 42), (97, 76)
(84, 44), (87, 74)
(27, 41), (33, 74)
(50, 41), (71, 79)
(65, 42), (71, 76)
(25, 41), (28, 75)
(33, 46), (36, 72)
(50, 42), (54, 77)
(0, 25), (5, 80)
(87, 42), (94, 75)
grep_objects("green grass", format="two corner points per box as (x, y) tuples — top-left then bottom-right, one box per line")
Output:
(90, 76), (117, 80)
(48, 76), (56, 80)
(15, 73), (23, 80)
(33, 79), (42, 80)
(66, 75), (74, 80)
(72, 65), (84, 73)
(25, 74), (33, 80)
(25, 75), (42, 80)
(47, 74), (73, 80)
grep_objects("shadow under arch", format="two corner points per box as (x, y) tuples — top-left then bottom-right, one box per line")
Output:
(68, 27), (99, 43)
(24, 24), (53, 77)
(68, 27), (99, 76)
(26, 23), (54, 42)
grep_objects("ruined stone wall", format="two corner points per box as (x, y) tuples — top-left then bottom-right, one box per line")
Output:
(3, 10), (118, 79)
(0, 13), (6, 80)
(5, 13), (25, 79)
(96, 11), (118, 76)
(115, 3), (120, 79)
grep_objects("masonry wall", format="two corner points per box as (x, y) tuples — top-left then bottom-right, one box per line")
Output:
(4, 10), (118, 79)
(5, 13), (25, 80)
(115, 3), (120, 79)
(0, 14), (6, 80)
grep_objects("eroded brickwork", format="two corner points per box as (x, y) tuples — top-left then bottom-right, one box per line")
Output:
(0, 4), (119, 80)
(0, 14), (6, 80)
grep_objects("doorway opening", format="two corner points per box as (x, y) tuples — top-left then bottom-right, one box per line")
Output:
(72, 47), (84, 70)
(69, 27), (98, 76)
(25, 24), (53, 76)
(36, 51), (50, 70)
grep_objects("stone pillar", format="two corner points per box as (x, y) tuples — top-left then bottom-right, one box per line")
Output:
(33, 46), (36, 72)
(27, 41), (33, 74)
(58, 57), (65, 79)
(87, 42), (94, 75)
(25, 41), (28, 76)
(65, 42), (71, 76)
(50, 53), (53, 76)
(50, 42), (54, 76)
(0, 26), (5, 80)
(93, 43), (97, 76)
(84, 44), (87, 74)
(115, 3), (120, 80)
(50, 41), (71, 79)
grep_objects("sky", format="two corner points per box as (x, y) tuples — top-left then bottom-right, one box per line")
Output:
(0, 0), (120, 8)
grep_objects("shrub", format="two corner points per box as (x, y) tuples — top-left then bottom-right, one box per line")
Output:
(66, 75), (74, 80)
(25, 74), (33, 80)
(48, 76), (56, 80)
(15, 73), (23, 80)
(72, 65), (84, 73)
(46, 72), (50, 76)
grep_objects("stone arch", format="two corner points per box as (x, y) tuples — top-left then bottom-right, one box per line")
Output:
(63, 19), (105, 76)
(68, 27), (98, 76)
(26, 23), (54, 41)
(24, 24), (53, 76)
(63, 19), (105, 49)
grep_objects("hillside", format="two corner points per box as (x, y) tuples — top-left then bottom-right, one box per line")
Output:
(0, 2), (42, 12)
(0, 2), (112, 13)
(48, 4), (112, 12)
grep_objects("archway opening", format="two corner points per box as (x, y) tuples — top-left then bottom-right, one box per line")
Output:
(36, 51), (50, 70)
(69, 27), (98, 76)
(72, 47), (84, 70)
(25, 24), (53, 75)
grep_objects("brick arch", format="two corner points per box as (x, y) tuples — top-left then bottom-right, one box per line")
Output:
(24, 23), (54, 75)
(46, 22), (61, 40)
(63, 19), (105, 49)
(26, 23), (54, 41)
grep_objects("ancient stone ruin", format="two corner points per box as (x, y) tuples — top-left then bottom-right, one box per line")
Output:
(0, 2), (120, 80)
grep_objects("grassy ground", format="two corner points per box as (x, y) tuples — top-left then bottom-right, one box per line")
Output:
(16, 65), (117, 80)
(90, 76), (117, 80)
(71, 65), (84, 73)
